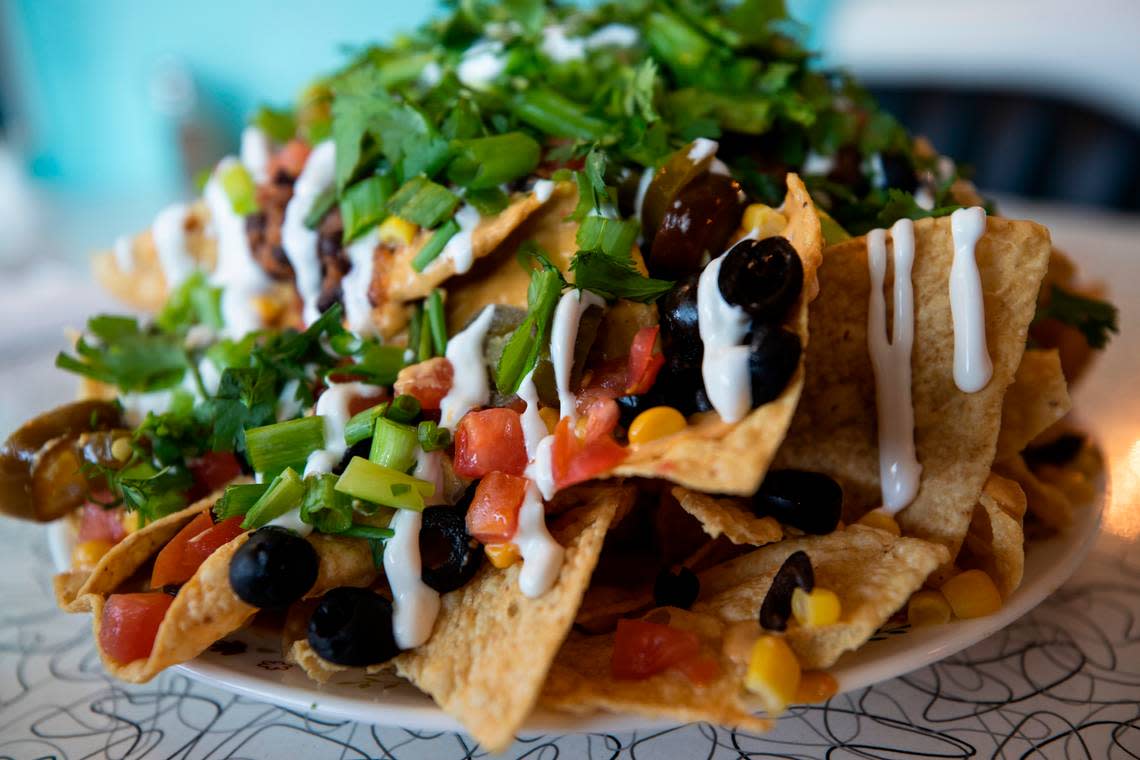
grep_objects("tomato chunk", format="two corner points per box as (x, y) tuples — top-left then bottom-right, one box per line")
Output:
(453, 408), (528, 478)
(267, 139), (311, 179)
(187, 452), (243, 501)
(394, 357), (453, 411)
(551, 415), (628, 491)
(675, 655), (721, 686)
(150, 513), (245, 588)
(466, 471), (528, 544)
(611, 619), (702, 680)
(78, 502), (127, 544)
(626, 326), (666, 394)
(99, 592), (174, 664)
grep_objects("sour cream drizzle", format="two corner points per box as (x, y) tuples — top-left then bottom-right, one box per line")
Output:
(550, 289), (605, 421)
(281, 140), (336, 326)
(867, 219), (922, 513)
(151, 203), (197, 289)
(697, 253), (752, 423)
(112, 235), (134, 273)
(532, 179), (556, 204)
(341, 228), (380, 336)
(240, 126), (272, 184)
(439, 305), (497, 429)
(434, 204), (482, 275)
(948, 207), (992, 393)
(303, 381), (384, 479)
(517, 373), (564, 596)
(384, 508), (441, 649)
(688, 137), (719, 163)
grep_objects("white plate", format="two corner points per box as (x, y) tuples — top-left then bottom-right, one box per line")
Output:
(48, 471), (1104, 735)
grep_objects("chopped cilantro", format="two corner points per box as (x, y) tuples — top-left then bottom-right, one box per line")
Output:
(1035, 285), (1119, 350)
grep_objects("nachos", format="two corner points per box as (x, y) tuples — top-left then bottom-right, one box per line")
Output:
(0, 0), (1116, 753)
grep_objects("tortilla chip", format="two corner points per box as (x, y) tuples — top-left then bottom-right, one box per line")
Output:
(694, 525), (949, 669)
(393, 485), (633, 753)
(957, 473), (1026, 597)
(288, 639), (348, 683)
(542, 607), (771, 732)
(574, 583), (654, 633)
(610, 174), (824, 495)
(775, 215), (1051, 557)
(673, 487), (782, 546)
(995, 349), (1071, 462)
(996, 455), (1073, 531)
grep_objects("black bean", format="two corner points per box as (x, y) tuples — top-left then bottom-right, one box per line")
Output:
(759, 550), (814, 632)
(754, 470), (843, 535)
(653, 566), (700, 609)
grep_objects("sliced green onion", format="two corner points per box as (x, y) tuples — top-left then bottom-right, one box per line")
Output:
(411, 218), (460, 272)
(510, 89), (608, 141)
(370, 417), (419, 472)
(335, 457), (433, 511)
(495, 266), (564, 394)
(446, 132), (541, 190)
(355, 344), (406, 385)
(388, 394), (422, 424)
(242, 467), (306, 529)
(345, 402), (391, 446)
(220, 162), (260, 216)
(387, 176), (459, 229)
(426, 290), (448, 356)
(341, 524), (396, 541)
(300, 473), (354, 533)
(644, 10), (712, 81)
(465, 187), (509, 216)
(213, 483), (269, 520)
(340, 173), (397, 243)
(304, 186), (338, 229)
(244, 416), (326, 476)
(576, 216), (640, 260)
(417, 420), (452, 452)
(416, 309), (433, 362)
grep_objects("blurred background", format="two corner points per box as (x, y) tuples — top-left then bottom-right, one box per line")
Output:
(0, 0), (1137, 430)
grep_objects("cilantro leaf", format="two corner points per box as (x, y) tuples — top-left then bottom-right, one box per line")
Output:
(1035, 285), (1119, 350)
(874, 189), (960, 229)
(56, 316), (188, 392)
(570, 249), (675, 303)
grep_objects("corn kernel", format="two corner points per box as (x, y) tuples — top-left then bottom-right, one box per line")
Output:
(791, 587), (842, 628)
(121, 510), (142, 535)
(744, 634), (801, 716)
(857, 509), (901, 536)
(485, 542), (521, 569)
(378, 216), (419, 246)
(628, 407), (687, 446)
(907, 589), (952, 627)
(252, 294), (284, 323)
(940, 569), (1002, 619)
(111, 437), (133, 463)
(742, 204), (788, 240)
(538, 407), (560, 434)
(794, 670), (839, 704)
(72, 539), (114, 569)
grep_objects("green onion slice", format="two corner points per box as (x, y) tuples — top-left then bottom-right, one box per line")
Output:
(335, 457), (433, 511)
(411, 218), (460, 272)
(220, 162), (260, 216)
(244, 416), (326, 477)
(242, 467), (306, 529)
(387, 176), (459, 229)
(340, 173), (397, 243)
(369, 417), (419, 473)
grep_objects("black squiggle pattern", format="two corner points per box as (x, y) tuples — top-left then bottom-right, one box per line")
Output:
(2, 521), (1138, 759)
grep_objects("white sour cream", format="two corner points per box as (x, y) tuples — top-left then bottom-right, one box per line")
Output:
(550, 289), (605, 421)
(697, 254), (752, 423)
(802, 151), (836, 176)
(541, 25), (586, 62)
(384, 508), (441, 649)
(275, 378), (303, 421)
(240, 126), (272, 184)
(204, 157), (274, 338)
(867, 219), (923, 513)
(438, 305), (497, 429)
(532, 179), (556, 204)
(948, 207), (993, 393)
(434, 204), (482, 275)
(514, 481), (564, 598)
(516, 369), (548, 460)
(633, 168), (654, 224)
(687, 137), (719, 164)
(341, 229), (380, 336)
(152, 203), (197, 289)
(586, 23), (640, 49)
(418, 60), (443, 88)
(281, 140), (336, 327)
(112, 235), (134, 273)
(457, 40), (506, 90)
(414, 448), (446, 507)
(303, 381), (384, 478)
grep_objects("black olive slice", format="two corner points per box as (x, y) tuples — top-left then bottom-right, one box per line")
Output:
(653, 566), (700, 609)
(759, 550), (815, 632)
(717, 236), (803, 323)
(308, 586), (399, 666)
(420, 506), (483, 593)
(753, 470), (843, 535)
(229, 526), (319, 608)
(748, 325), (801, 405)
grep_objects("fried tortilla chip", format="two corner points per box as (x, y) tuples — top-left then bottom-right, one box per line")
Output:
(694, 525), (949, 669)
(393, 485), (633, 753)
(542, 606), (771, 732)
(775, 215), (1051, 557)
(957, 473), (1026, 597)
(995, 455), (1074, 531)
(995, 349), (1071, 462)
(672, 487), (782, 546)
(610, 174), (824, 496)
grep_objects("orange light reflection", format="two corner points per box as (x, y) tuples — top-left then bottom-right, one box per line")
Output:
(1104, 438), (1140, 540)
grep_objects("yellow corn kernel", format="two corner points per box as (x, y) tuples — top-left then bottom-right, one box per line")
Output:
(795, 670), (839, 704)
(744, 634), (801, 716)
(538, 407), (561, 435)
(742, 204), (788, 240)
(252, 294), (284, 323)
(791, 587), (841, 628)
(628, 406), (687, 446)
(857, 509), (901, 536)
(485, 542), (521, 569)
(378, 216), (419, 246)
(907, 589), (952, 627)
(940, 569), (1002, 619)
(72, 539), (114, 569)
(111, 436), (133, 463)
(121, 510), (142, 535)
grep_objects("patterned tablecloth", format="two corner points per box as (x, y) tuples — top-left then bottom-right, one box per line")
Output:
(1, 202), (1138, 759)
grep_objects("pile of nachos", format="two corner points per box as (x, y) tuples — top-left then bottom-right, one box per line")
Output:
(0, 0), (1116, 751)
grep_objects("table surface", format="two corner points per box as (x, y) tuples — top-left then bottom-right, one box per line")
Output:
(1, 200), (1138, 759)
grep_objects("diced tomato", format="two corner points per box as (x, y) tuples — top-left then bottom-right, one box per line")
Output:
(150, 513), (245, 588)
(99, 592), (174, 664)
(348, 390), (386, 417)
(581, 397), (620, 443)
(466, 471), (528, 544)
(584, 357), (629, 396)
(675, 655), (721, 686)
(394, 357), (453, 411)
(611, 619), (702, 680)
(625, 326), (666, 395)
(187, 452), (243, 501)
(453, 408), (528, 478)
(267, 139), (311, 179)
(551, 415), (628, 491)
(78, 502), (127, 544)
